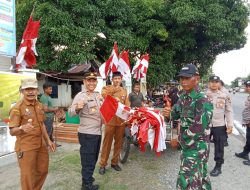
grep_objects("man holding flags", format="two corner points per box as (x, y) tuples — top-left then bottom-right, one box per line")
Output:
(99, 71), (130, 175)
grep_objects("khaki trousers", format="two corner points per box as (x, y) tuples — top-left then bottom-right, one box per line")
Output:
(17, 146), (49, 190)
(99, 124), (125, 167)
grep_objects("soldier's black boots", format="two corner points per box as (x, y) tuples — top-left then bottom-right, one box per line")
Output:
(99, 167), (105, 175)
(111, 164), (122, 171)
(210, 163), (222, 177)
(81, 184), (99, 190)
(243, 160), (250, 166)
(235, 152), (249, 160)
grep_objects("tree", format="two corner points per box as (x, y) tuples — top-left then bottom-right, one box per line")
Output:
(16, 0), (249, 86)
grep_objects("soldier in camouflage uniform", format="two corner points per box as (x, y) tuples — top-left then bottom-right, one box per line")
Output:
(163, 64), (213, 190)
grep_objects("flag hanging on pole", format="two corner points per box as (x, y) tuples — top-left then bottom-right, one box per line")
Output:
(99, 42), (119, 78)
(132, 54), (150, 81)
(117, 50), (131, 80)
(16, 16), (40, 70)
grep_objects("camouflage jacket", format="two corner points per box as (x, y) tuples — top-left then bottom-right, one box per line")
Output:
(171, 87), (213, 150)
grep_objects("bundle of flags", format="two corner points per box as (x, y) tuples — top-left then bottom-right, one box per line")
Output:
(16, 16), (40, 70)
(99, 42), (150, 81)
(131, 54), (150, 81)
(100, 95), (166, 155)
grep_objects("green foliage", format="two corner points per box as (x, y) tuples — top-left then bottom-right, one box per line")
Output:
(16, 0), (249, 86)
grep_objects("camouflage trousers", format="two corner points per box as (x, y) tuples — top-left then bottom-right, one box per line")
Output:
(176, 149), (211, 190)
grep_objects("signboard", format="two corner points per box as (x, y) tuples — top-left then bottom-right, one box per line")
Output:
(0, 0), (16, 57)
(0, 72), (31, 121)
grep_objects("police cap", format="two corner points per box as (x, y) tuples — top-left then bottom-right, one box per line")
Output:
(209, 75), (220, 82)
(84, 72), (97, 80)
(244, 80), (250, 86)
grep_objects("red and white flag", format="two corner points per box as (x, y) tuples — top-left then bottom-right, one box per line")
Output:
(132, 54), (150, 81)
(100, 95), (131, 124)
(117, 50), (131, 80)
(99, 42), (119, 78)
(16, 16), (40, 70)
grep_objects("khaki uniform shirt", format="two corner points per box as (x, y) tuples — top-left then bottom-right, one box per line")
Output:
(102, 85), (130, 126)
(206, 89), (233, 128)
(242, 95), (250, 125)
(68, 89), (103, 135)
(9, 99), (46, 152)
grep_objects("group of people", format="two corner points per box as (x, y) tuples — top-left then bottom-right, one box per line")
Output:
(163, 64), (250, 189)
(8, 64), (250, 190)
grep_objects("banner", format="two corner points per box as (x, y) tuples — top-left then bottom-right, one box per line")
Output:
(0, 0), (16, 57)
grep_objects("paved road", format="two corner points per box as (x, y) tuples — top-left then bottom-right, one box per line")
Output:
(231, 92), (248, 122)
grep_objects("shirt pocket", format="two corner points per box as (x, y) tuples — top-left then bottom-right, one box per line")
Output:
(216, 98), (225, 109)
(36, 109), (45, 122)
(87, 100), (98, 115)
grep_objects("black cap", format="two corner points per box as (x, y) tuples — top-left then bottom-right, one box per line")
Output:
(112, 71), (122, 78)
(84, 72), (97, 80)
(209, 75), (220, 82)
(244, 80), (250, 86)
(178, 64), (199, 77)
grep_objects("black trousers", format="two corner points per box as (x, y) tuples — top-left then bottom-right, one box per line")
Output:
(78, 133), (101, 185)
(211, 126), (227, 164)
(243, 127), (250, 154)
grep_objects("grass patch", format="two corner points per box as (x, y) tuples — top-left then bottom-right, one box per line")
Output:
(49, 150), (81, 173)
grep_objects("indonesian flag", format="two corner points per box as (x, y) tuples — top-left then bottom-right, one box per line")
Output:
(100, 95), (131, 124)
(132, 54), (150, 81)
(117, 50), (131, 80)
(16, 16), (40, 69)
(99, 42), (119, 78)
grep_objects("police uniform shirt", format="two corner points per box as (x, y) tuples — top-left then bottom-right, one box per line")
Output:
(242, 95), (250, 125)
(9, 99), (46, 152)
(206, 89), (233, 128)
(68, 88), (103, 135)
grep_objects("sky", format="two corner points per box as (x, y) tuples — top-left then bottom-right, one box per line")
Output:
(213, 25), (250, 85)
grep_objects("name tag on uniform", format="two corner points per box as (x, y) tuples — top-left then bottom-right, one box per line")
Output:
(87, 101), (97, 114)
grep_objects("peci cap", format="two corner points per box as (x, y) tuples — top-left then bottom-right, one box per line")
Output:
(21, 78), (38, 89)
(209, 75), (220, 82)
(84, 72), (97, 80)
(112, 71), (122, 78)
(178, 64), (199, 77)
(244, 80), (250, 86)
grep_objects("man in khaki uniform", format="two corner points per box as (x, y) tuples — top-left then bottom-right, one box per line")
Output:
(68, 72), (103, 190)
(9, 78), (55, 190)
(99, 71), (130, 175)
(235, 80), (250, 165)
(206, 76), (233, 177)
